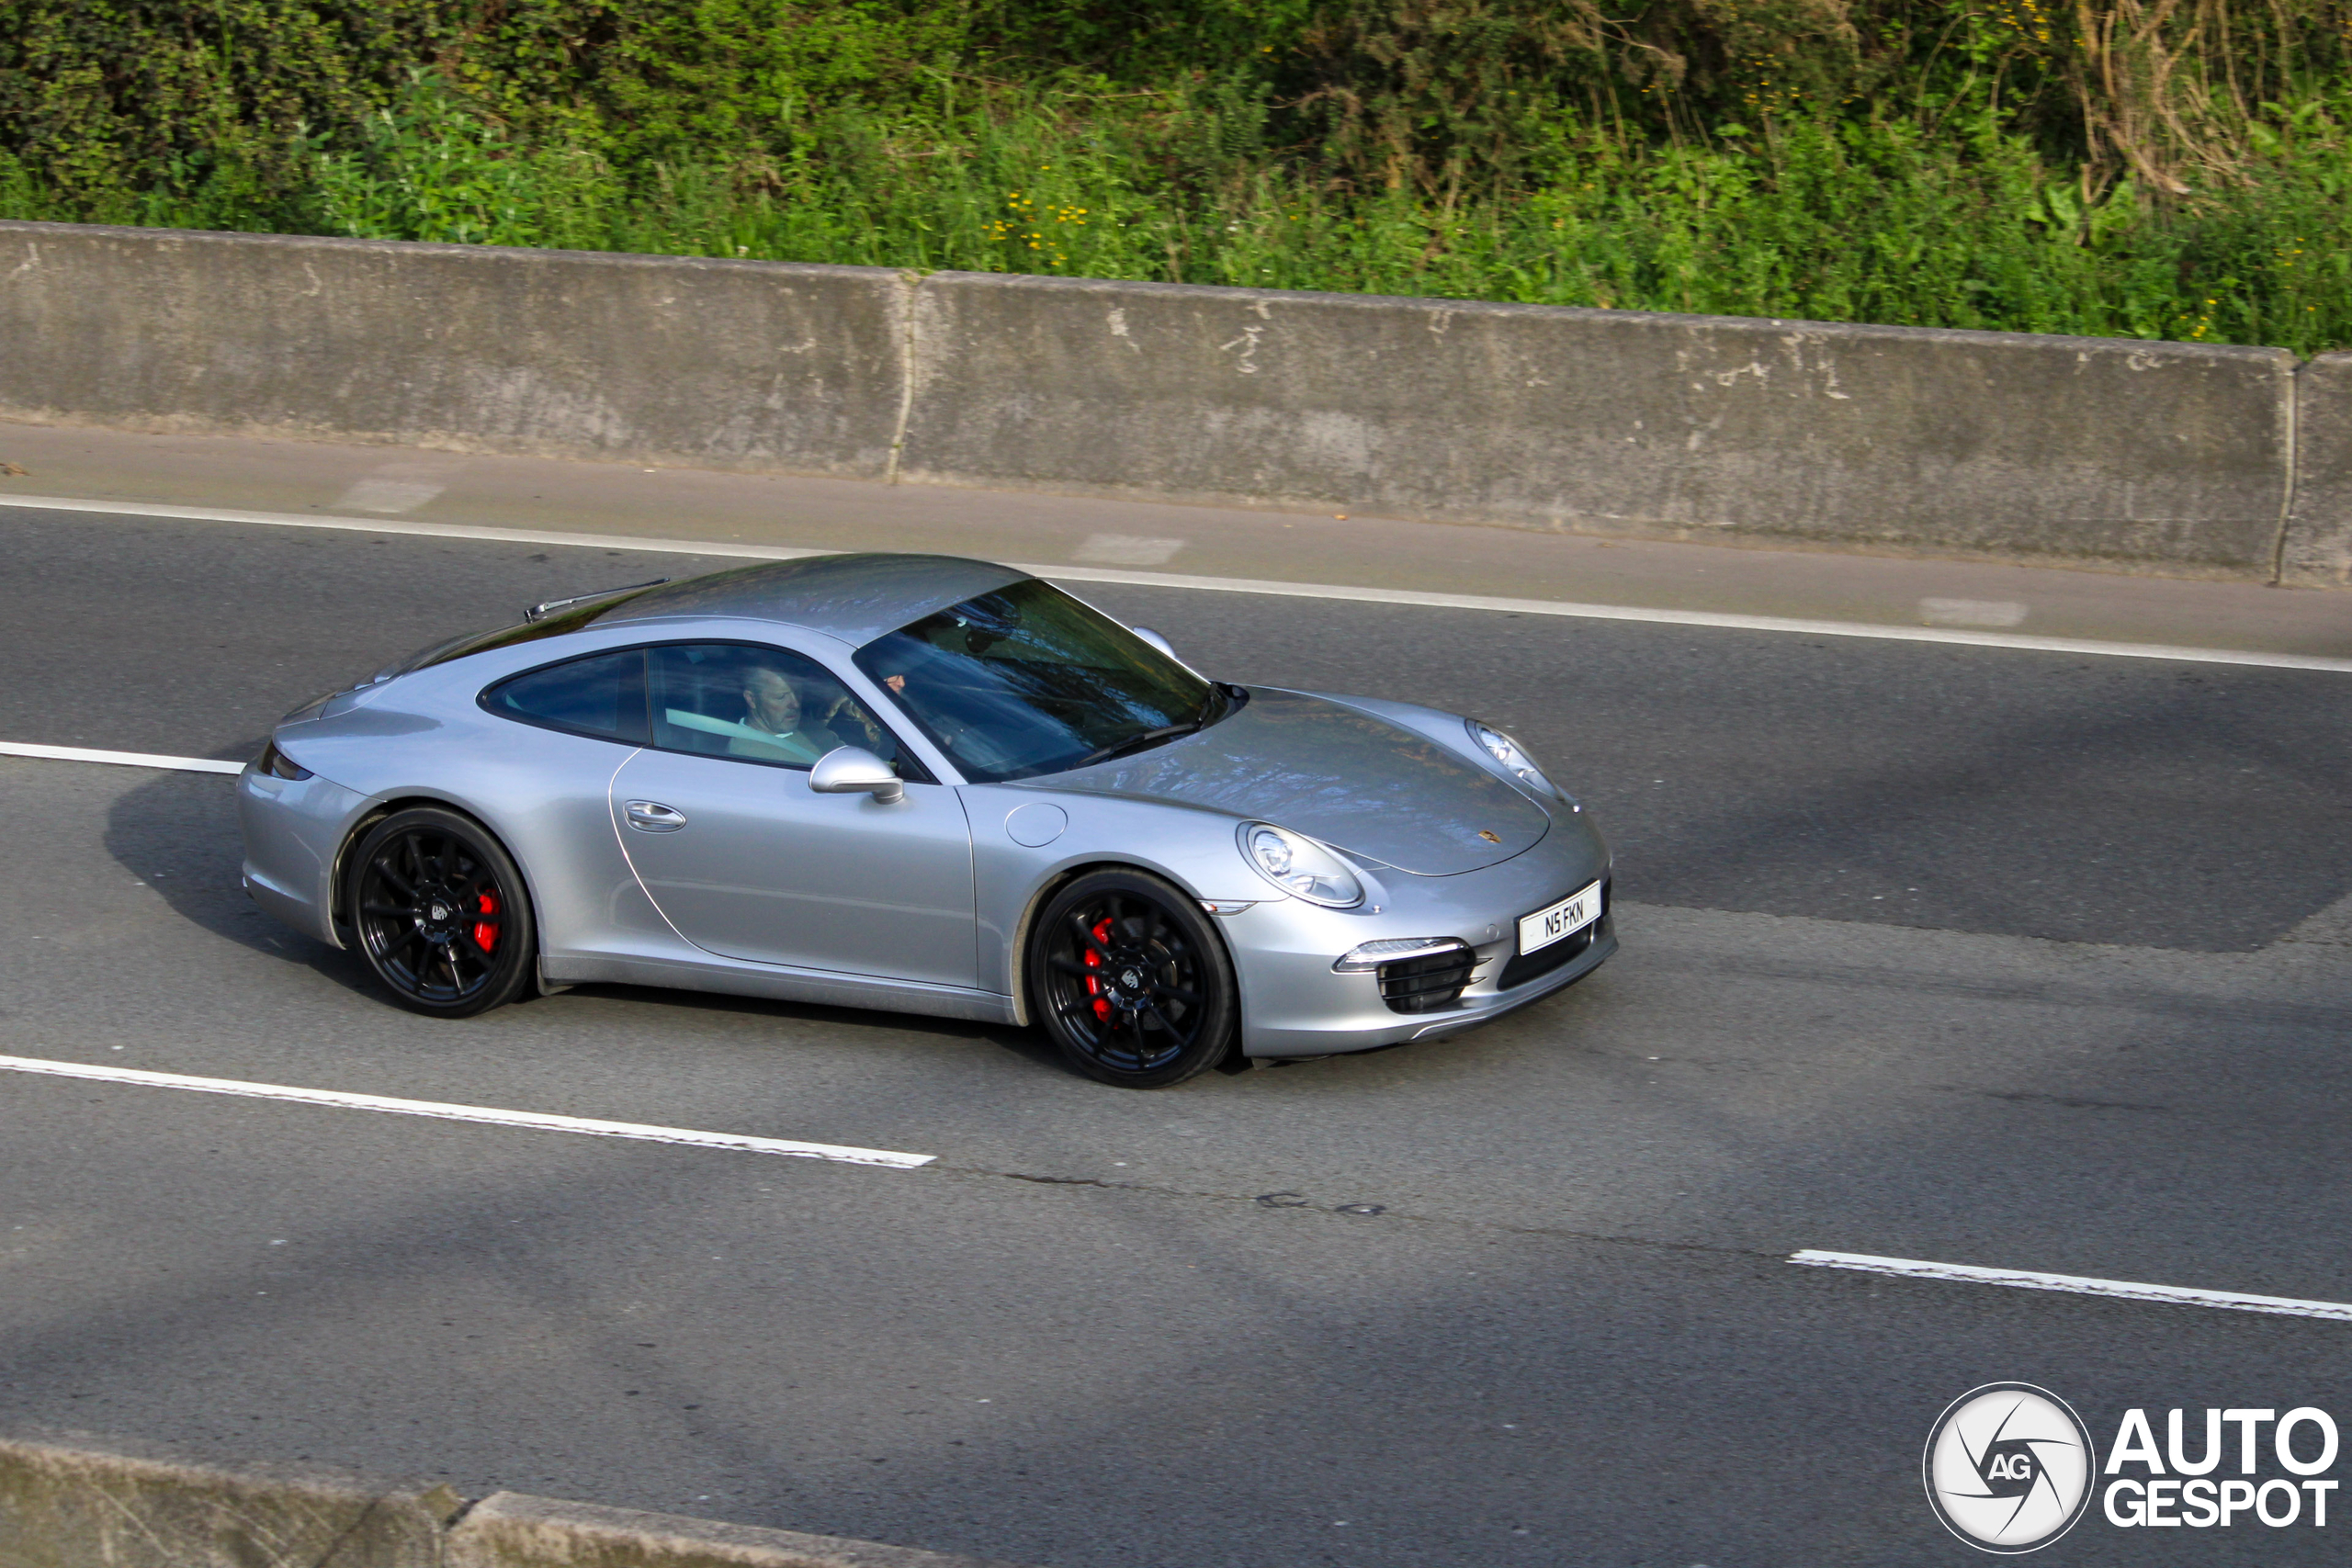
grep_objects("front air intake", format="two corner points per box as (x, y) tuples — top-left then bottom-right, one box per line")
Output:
(1377, 944), (1476, 1013)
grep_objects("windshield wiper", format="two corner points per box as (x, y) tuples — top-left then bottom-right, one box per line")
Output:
(1074, 721), (1204, 769)
(524, 578), (670, 623)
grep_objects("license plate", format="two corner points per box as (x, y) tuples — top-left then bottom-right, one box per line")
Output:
(1518, 881), (1602, 955)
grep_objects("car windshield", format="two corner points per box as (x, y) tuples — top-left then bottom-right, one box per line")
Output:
(854, 579), (1227, 783)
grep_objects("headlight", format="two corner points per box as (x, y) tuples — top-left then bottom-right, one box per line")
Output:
(1238, 823), (1363, 908)
(1469, 719), (1564, 800)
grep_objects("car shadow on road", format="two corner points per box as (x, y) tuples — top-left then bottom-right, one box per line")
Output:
(552, 980), (1067, 1074)
(100, 762), (1074, 1073)
(100, 758), (375, 1001)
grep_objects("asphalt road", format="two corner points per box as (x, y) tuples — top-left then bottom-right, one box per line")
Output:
(4, 505), (2351, 1567)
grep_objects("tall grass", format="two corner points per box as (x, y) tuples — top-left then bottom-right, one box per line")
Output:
(266, 75), (2352, 354)
(5, 3), (2351, 353)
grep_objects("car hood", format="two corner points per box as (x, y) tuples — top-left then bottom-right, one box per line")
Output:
(1046, 688), (1549, 875)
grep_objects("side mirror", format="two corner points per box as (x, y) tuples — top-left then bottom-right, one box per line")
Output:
(1131, 626), (1179, 660)
(808, 746), (905, 805)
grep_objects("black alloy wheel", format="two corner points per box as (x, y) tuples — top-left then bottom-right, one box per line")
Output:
(1028, 868), (1238, 1089)
(346, 807), (537, 1019)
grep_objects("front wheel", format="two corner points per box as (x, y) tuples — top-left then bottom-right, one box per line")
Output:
(346, 807), (537, 1019)
(1028, 869), (1238, 1089)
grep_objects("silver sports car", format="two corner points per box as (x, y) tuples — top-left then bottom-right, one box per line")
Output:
(240, 555), (1614, 1088)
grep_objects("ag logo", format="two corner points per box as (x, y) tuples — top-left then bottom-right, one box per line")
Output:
(1924, 1383), (2097, 1553)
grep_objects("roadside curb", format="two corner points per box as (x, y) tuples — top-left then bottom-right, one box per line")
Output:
(447, 1493), (1029, 1568)
(0, 1431), (1034, 1568)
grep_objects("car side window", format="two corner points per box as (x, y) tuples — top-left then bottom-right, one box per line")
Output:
(648, 643), (911, 774)
(481, 648), (649, 744)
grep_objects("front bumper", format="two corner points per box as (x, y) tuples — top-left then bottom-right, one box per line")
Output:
(1223, 828), (1615, 1057)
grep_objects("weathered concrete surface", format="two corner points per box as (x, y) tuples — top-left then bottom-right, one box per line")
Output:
(0, 222), (908, 475)
(0, 220), (2317, 580)
(899, 271), (2299, 578)
(2283, 351), (2352, 586)
(0, 1433), (1032, 1568)
(0, 1429), (458, 1568)
(448, 1494), (1033, 1568)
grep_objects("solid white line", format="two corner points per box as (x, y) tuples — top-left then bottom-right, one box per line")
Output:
(1790, 1249), (2352, 1323)
(0, 491), (830, 563)
(0, 1055), (935, 1168)
(1026, 564), (2352, 674)
(0, 740), (245, 775)
(6, 490), (2346, 674)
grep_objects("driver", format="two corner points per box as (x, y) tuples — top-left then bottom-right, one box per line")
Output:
(729, 662), (897, 766)
(728, 665), (829, 763)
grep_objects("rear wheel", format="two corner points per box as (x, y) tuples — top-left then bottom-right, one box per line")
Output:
(1028, 869), (1237, 1089)
(346, 807), (537, 1019)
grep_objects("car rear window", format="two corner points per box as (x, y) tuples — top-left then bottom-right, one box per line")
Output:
(481, 649), (650, 744)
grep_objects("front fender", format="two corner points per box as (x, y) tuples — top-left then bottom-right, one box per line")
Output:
(961, 784), (1267, 1010)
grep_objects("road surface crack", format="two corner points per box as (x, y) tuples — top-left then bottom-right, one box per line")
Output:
(943, 1162), (1786, 1263)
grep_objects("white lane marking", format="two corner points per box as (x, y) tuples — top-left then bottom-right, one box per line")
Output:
(0, 491), (830, 563)
(1791, 1249), (2352, 1323)
(0, 1055), (934, 1168)
(334, 478), (445, 513)
(1074, 533), (1186, 566)
(0, 741), (244, 775)
(4, 491), (2346, 674)
(1920, 596), (2028, 628)
(1033, 565), (2352, 675)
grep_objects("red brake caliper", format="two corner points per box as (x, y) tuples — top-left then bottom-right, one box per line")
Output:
(473, 889), (500, 953)
(1085, 916), (1113, 1021)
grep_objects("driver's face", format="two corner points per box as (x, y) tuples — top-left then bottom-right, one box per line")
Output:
(742, 668), (801, 733)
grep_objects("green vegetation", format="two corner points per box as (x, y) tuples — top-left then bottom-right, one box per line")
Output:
(4, 2), (2349, 351)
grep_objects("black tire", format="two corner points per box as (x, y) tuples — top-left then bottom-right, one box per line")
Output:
(345, 807), (537, 1019)
(1027, 868), (1238, 1089)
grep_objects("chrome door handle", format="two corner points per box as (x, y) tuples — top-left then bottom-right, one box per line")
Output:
(623, 800), (687, 831)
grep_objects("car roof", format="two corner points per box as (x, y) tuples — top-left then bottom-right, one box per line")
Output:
(598, 553), (1030, 645)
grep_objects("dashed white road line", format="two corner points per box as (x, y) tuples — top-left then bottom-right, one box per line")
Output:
(0, 1055), (935, 1168)
(1791, 1249), (2352, 1323)
(0, 740), (244, 774)
(6, 491), (2347, 674)
(333, 478), (446, 514)
(1073, 532), (1187, 566)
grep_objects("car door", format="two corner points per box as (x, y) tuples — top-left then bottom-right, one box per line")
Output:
(609, 641), (979, 988)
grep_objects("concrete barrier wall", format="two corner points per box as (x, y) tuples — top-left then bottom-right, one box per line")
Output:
(0, 1429), (452, 1568)
(0, 222), (907, 476)
(0, 218), (2338, 584)
(902, 272), (2297, 577)
(2285, 352), (2352, 587)
(0, 1431), (1029, 1568)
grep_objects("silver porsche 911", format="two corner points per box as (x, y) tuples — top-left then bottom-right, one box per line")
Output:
(240, 554), (1614, 1088)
